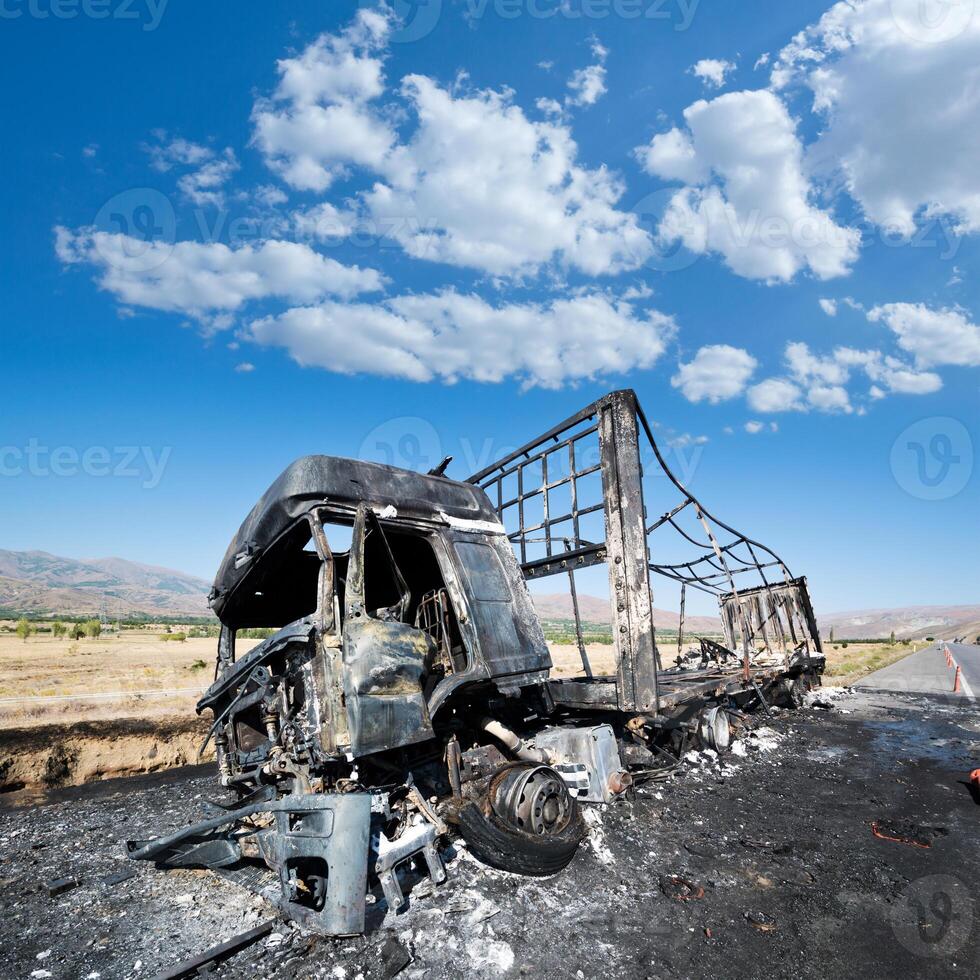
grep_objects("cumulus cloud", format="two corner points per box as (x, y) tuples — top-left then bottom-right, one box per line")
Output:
(251, 8), (396, 191)
(55, 228), (383, 325)
(635, 90), (860, 282)
(746, 340), (942, 414)
(177, 149), (240, 207)
(671, 344), (757, 403)
(690, 58), (735, 88)
(772, 0), (980, 236)
(818, 298), (837, 316)
(362, 75), (651, 277)
(251, 17), (648, 278)
(248, 291), (675, 388)
(867, 302), (980, 368)
(566, 39), (608, 106)
(747, 378), (804, 413)
(144, 134), (213, 171)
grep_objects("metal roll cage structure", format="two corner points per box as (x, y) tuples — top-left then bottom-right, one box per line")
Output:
(468, 389), (822, 715)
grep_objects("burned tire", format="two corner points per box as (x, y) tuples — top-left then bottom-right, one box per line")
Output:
(456, 764), (586, 876)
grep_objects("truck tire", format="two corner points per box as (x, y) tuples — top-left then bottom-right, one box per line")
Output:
(456, 763), (587, 876)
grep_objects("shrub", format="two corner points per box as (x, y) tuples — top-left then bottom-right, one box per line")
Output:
(84, 619), (102, 639)
(70, 623), (85, 640)
(159, 632), (187, 642)
(238, 627), (276, 640)
(188, 659), (207, 672)
(52, 621), (66, 638)
(15, 618), (34, 642)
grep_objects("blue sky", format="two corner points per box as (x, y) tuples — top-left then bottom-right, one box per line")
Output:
(1, 0), (978, 617)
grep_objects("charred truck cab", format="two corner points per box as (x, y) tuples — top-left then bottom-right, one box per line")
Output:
(128, 390), (824, 935)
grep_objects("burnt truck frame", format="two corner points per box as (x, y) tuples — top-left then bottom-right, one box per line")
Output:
(128, 389), (824, 935)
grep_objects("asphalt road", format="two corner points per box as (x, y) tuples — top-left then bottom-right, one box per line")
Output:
(855, 642), (978, 699)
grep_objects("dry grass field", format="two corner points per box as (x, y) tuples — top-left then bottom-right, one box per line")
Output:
(821, 639), (920, 685)
(0, 630), (260, 729)
(0, 629), (919, 728)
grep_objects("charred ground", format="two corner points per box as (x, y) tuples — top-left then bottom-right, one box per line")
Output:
(1, 688), (976, 980)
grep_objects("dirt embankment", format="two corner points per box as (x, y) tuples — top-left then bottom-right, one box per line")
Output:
(0, 716), (212, 793)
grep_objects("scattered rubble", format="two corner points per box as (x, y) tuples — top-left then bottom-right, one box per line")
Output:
(2, 689), (977, 977)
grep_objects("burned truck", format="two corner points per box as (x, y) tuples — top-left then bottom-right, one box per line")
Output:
(128, 390), (824, 935)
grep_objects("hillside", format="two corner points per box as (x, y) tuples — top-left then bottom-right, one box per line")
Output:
(0, 549), (211, 618)
(817, 604), (980, 641)
(0, 549), (975, 640)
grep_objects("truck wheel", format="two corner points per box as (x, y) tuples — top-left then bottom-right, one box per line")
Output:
(456, 764), (586, 876)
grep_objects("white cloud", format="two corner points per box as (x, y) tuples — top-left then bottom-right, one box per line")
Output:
(868, 302), (980, 367)
(745, 339), (943, 413)
(363, 75), (651, 277)
(818, 297), (837, 316)
(251, 9), (396, 191)
(690, 58), (735, 88)
(566, 39), (608, 106)
(753, 53), (770, 70)
(772, 0), (980, 236)
(235, 362), (255, 373)
(144, 135), (213, 172)
(248, 291), (675, 388)
(55, 228), (383, 325)
(252, 18), (648, 278)
(806, 384), (852, 413)
(635, 90), (860, 282)
(177, 149), (239, 207)
(747, 377), (804, 413)
(671, 344), (757, 403)
(744, 420), (764, 433)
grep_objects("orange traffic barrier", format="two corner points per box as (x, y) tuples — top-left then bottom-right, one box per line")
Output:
(953, 666), (962, 693)
(971, 769), (980, 789)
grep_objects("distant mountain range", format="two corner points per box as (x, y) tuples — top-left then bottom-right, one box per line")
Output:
(0, 549), (976, 640)
(816, 605), (980, 642)
(0, 549), (211, 618)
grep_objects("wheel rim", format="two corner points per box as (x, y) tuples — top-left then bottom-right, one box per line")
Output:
(491, 765), (573, 835)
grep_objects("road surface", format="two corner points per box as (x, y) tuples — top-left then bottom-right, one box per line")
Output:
(855, 642), (978, 699)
